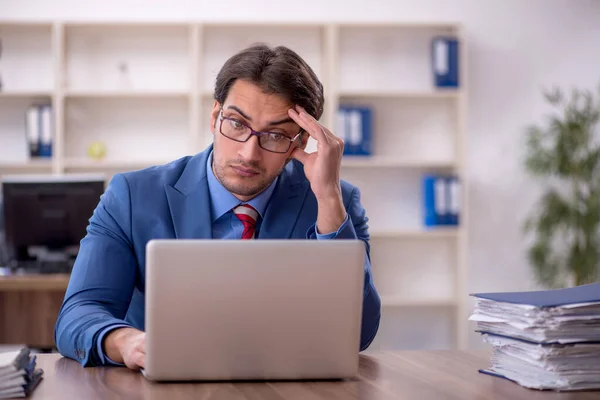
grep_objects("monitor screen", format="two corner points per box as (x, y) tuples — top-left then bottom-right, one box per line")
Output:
(1, 174), (105, 263)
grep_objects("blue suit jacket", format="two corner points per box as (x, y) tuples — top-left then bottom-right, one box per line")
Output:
(55, 146), (381, 366)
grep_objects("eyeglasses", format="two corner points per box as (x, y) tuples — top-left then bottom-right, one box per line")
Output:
(218, 109), (304, 154)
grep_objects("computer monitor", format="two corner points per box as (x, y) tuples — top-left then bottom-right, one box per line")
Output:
(1, 174), (105, 271)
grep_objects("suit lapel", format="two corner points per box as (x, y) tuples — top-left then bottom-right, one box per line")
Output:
(258, 160), (310, 239)
(165, 148), (213, 239)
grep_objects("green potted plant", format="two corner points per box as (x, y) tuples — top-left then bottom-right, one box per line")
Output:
(524, 85), (600, 288)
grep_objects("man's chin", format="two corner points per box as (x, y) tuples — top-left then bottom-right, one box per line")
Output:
(222, 178), (267, 199)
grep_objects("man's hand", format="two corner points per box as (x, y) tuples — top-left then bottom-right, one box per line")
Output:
(288, 105), (346, 234)
(103, 327), (146, 370)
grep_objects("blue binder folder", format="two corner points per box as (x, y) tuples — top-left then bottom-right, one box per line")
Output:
(422, 174), (448, 226)
(338, 106), (372, 156)
(472, 282), (600, 307)
(422, 174), (461, 227)
(431, 36), (459, 88)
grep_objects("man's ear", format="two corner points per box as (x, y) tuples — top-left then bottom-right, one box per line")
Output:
(209, 101), (221, 135)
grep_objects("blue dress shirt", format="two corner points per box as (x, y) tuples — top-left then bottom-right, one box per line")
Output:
(97, 152), (348, 365)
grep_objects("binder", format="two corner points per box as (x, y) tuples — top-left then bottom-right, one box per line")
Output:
(338, 106), (372, 156)
(25, 105), (40, 158)
(422, 175), (448, 226)
(447, 176), (460, 225)
(38, 104), (53, 157)
(472, 282), (600, 307)
(431, 36), (459, 88)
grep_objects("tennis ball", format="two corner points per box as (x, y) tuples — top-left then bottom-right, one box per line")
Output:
(88, 141), (106, 160)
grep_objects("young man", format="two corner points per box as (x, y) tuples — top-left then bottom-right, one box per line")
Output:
(54, 44), (381, 369)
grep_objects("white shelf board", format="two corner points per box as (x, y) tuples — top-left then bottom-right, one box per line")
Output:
(341, 156), (455, 169)
(336, 21), (461, 30)
(64, 158), (173, 170)
(380, 296), (457, 308)
(338, 89), (462, 99)
(65, 90), (189, 99)
(0, 21), (53, 28)
(202, 21), (326, 28)
(0, 91), (53, 98)
(370, 227), (459, 239)
(0, 160), (53, 171)
(63, 21), (190, 28)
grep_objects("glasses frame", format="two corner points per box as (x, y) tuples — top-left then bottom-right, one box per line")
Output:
(218, 109), (304, 154)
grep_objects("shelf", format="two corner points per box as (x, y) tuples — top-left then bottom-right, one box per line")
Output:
(0, 20), (468, 352)
(336, 22), (461, 30)
(339, 89), (461, 99)
(64, 158), (173, 170)
(0, 160), (53, 171)
(65, 90), (189, 99)
(342, 156), (455, 169)
(371, 228), (459, 239)
(380, 296), (456, 308)
(0, 91), (53, 98)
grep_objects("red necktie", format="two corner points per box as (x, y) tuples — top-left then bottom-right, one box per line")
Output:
(233, 204), (258, 239)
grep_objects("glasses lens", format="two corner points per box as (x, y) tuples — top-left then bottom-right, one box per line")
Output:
(221, 118), (251, 141)
(259, 133), (292, 153)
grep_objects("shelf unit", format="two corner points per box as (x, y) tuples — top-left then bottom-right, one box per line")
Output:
(0, 21), (468, 351)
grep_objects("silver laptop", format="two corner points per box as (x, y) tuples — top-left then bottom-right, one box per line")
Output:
(142, 239), (365, 381)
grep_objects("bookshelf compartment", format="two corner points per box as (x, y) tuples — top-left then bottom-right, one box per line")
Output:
(338, 25), (458, 93)
(366, 307), (454, 351)
(338, 96), (457, 163)
(369, 237), (455, 302)
(65, 24), (190, 93)
(64, 97), (190, 164)
(0, 97), (53, 163)
(202, 25), (325, 94)
(0, 25), (53, 92)
(341, 168), (453, 231)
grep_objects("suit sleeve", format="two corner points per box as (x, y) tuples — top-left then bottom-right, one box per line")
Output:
(306, 187), (382, 351)
(54, 174), (137, 367)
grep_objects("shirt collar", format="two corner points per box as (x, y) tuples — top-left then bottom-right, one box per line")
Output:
(206, 151), (278, 223)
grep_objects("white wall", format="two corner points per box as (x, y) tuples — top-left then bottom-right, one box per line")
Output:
(2, 0), (599, 347)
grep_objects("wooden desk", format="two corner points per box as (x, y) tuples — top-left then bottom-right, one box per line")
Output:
(27, 351), (599, 399)
(0, 274), (69, 349)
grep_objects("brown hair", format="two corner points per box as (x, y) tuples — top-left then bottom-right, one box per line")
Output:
(214, 43), (324, 120)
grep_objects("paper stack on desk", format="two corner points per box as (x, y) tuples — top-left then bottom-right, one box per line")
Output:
(0, 348), (43, 398)
(470, 282), (600, 391)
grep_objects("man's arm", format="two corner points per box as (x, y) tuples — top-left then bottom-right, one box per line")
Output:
(307, 186), (382, 351)
(54, 174), (138, 367)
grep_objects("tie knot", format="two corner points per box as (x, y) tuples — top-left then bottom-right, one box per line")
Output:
(233, 204), (258, 224)
(233, 204), (258, 240)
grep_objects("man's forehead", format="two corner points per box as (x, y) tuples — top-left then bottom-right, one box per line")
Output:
(227, 81), (292, 112)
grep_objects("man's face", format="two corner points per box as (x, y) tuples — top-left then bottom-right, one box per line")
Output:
(210, 79), (307, 202)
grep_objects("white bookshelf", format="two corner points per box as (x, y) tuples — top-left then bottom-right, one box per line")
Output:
(0, 21), (468, 351)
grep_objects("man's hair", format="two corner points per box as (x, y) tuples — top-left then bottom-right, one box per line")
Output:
(214, 44), (324, 120)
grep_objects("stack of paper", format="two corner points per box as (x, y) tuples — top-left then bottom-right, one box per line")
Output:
(470, 282), (600, 391)
(0, 348), (43, 399)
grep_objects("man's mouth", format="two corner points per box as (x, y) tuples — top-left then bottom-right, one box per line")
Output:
(231, 165), (260, 177)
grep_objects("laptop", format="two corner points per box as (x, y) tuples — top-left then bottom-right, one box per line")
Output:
(142, 239), (365, 381)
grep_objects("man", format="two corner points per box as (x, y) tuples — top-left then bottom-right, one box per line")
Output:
(55, 44), (381, 370)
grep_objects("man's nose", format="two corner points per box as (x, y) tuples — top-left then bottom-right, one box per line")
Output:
(238, 134), (262, 162)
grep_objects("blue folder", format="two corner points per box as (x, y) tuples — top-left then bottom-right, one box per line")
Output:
(431, 36), (459, 88)
(472, 282), (600, 307)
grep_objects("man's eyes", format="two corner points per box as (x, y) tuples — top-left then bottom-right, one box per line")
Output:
(225, 116), (293, 138)
(226, 118), (246, 129)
